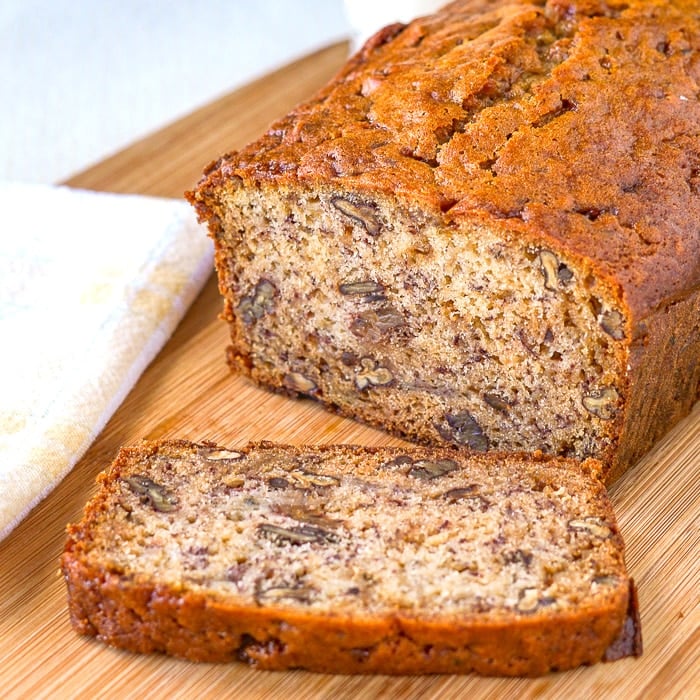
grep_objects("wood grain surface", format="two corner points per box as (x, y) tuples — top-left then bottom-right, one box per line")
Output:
(1, 41), (698, 700)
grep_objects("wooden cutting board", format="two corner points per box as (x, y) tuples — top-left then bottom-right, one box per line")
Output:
(1, 42), (698, 700)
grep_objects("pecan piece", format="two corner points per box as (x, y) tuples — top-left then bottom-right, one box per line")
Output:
(339, 280), (385, 297)
(238, 279), (276, 324)
(256, 585), (315, 604)
(222, 474), (245, 488)
(331, 196), (381, 236)
(443, 485), (489, 511)
(289, 470), (340, 488)
(539, 250), (573, 291)
(206, 449), (245, 461)
(443, 485), (478, 501)
(582, 386), (620, 420)
(355, 358), (393, 390)
(351, 306), (405, 340)
(257, 523), (340, 545)
(483, 392), (511, 413)
(408, 459), (459, 480)
(267, 477), (290, 490)
(380, 455), (414, 469)
(437, 411), (489, 451)
(123, 474), (178, 513)
(600, 310), (626, 339)
(569, 516), (612, 538)
(283, 372), (317, 394)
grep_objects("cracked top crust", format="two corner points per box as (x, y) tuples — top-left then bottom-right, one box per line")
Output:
(195, 0), (700, 320)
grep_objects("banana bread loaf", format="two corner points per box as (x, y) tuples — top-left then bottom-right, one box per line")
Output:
(62, 439), (641, 675)
(187, 0), (700, 483)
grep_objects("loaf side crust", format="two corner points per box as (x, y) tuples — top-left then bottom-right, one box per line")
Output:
(62, 555), (641, 674)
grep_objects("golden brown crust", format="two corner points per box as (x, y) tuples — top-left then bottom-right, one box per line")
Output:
(62, 439), (641, 675)
(190, 0), (700, 320)
(63, 554), (635, 673)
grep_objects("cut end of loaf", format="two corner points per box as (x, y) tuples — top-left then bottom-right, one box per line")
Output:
(62, 440), (640, 675)
(209, 184), (629, 474)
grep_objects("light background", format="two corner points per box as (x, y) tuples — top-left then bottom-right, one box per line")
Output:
(1, 1), (350, 183)
(1, 1), (448, 184)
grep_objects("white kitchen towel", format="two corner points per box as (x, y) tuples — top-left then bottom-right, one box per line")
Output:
(0, 183), (213, 540)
